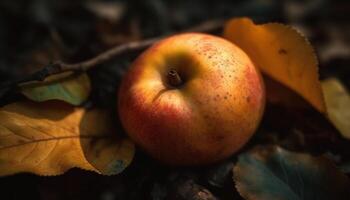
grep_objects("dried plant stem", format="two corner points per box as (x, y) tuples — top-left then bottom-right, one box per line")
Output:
(1, 19), (224, 89)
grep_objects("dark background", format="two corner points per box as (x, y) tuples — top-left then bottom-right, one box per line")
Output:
(0, 0), (349, 199)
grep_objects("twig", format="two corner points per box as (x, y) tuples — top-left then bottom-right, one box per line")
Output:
(0, 19), (225, 89)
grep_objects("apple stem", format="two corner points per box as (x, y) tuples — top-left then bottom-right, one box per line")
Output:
(167, 69), (183, 87)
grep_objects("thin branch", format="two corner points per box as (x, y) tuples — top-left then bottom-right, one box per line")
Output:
(1, 19), (224, 89)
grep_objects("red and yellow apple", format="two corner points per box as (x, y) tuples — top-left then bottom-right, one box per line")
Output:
(118, 33), (265, 165)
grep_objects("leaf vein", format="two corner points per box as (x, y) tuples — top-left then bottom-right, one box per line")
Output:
(0, 135), (107, 151)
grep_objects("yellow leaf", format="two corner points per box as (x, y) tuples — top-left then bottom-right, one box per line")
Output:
(322, 78), (350, 139)
(20, 72), (91, 106)
(0, 101), (134, 176)
(223, 18), (326, 113)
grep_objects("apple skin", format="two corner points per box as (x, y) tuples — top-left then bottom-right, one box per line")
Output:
(118, 33), (265, 165)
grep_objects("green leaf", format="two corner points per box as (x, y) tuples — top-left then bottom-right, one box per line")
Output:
(234, 146), (350, 200)
(20, 72), (91, 105)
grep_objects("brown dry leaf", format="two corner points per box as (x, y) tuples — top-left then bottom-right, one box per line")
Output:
(322, 78), (350, 139)
(0, 101), (134, 176)
(223, 17), (326, 113)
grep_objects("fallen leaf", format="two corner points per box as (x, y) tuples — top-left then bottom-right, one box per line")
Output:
(223, 18), (326, 113)
(322, 78), (350, 139)
(234, 146), (350, 200)
(20, 72), (91, 106)
(0, 101), (134, 176)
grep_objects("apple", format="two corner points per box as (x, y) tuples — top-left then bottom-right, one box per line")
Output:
(118, 33), (265, 165)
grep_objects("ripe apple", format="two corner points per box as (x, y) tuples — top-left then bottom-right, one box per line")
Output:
(118, 33), (265, 165)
